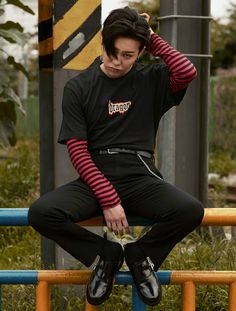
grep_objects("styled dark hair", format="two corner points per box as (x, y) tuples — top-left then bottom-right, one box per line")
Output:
(102, 7), (150, 57)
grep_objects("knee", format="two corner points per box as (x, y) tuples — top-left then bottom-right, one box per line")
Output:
(191, 199), (204, 225)
(179, 198), (204, 228)
(28, 198), (50, 231)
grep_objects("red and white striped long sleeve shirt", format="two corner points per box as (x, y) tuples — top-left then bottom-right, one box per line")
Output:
(146, 33), (197, 92)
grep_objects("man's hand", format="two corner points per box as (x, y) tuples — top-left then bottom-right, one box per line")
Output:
(103, 204), (129, 235)
(140, 12), (155, 35)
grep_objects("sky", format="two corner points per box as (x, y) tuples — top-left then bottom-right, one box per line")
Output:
(211, 0), (233, 21)
(102, 0), (233, 22)
(5, 0), (233, 28)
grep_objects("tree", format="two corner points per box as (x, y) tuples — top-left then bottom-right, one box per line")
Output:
(128, 0), (160, 32)
(211, 3), (236, 74)
(0, 0), (34, 147)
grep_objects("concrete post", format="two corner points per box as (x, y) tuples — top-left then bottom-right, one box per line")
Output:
(38, 0), (102, 268)
(158, 0), (210, 205)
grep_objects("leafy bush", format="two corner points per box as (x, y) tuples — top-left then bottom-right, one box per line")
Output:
(0, 0), (35, 147)
(209, 76), (236, 158)
(0, 139), (39, 207)
(209, 152), (236, 176)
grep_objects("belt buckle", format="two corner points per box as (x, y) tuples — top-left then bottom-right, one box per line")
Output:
(107, 148), (118, 154)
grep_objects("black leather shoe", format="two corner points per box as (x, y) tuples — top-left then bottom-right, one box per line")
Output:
(86, 254), (124, 305)
(128, 257), (162, 306)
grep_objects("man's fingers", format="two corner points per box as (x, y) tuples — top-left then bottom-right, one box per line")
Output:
(140, 12), (150, 23)
(106, 221), (112, 231)
(116, 217), (130, 235)
(117, 220), (125, 235)
(110, 220), (127, 235)
(122, 218), (130, 234)
(103, 206), (129, 235)
(111, 221), (118, 234)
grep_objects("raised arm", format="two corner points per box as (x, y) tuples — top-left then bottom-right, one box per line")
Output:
(146, 33), (197, 92)
(141, 13), (197, 92)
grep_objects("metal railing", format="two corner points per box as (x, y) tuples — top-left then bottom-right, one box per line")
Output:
(1, 269), (236, 310)
(1, 207), (236, 310)
(1, 207), (236, 226)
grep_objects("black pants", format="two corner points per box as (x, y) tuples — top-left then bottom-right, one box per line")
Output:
(28, 154), (204, 269)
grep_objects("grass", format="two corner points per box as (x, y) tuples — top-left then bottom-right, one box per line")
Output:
(0, 139), (236, 310)
(0, 139), (40, 208)
(0, 139), (41, 310)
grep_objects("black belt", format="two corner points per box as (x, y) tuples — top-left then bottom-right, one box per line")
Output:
(92, 148), (153, 159)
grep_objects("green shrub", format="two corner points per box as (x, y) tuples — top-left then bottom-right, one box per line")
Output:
(0, 139), (39, 207)
(208, 152), (236, 176)
(209, 76), (236, 157)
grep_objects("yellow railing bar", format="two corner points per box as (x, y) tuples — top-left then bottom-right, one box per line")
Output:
(78, 208), (236, 227)
(171, 271), (236, 284)
(38, 270), (91, 283)
(201, 208), (236, 226)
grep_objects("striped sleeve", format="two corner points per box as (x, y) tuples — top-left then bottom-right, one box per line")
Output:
(66, 138), (121, 210)
(146, 33), (197, 92)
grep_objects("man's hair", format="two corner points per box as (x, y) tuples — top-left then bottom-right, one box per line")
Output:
(102, 7), (150, 57)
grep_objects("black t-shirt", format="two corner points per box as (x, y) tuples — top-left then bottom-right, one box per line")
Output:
(58, 57), (186, 153)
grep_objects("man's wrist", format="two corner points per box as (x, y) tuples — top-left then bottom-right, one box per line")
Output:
(146, 32), (158, 52)
(149, 28), (155, 35)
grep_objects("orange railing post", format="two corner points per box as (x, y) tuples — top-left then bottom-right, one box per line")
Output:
(36, 271), (101, 311)
(37, 271), (99, 311)
(36, 281), (50, 311)
(229, 282), (236, 311)
(85, 298), (100, 311)
(181, 281), (195, 311)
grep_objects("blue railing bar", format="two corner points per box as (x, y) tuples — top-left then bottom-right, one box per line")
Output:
(0, 270), (38, 284)
(0, 270), (170, 286)
(0, 208), (154, 227)
(0, 208), (29, 226)
(115, 270), (171, 285)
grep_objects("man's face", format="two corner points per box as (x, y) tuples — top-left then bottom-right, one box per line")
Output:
(101, 37), (141, 78)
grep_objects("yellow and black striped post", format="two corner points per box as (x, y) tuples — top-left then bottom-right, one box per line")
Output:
(38, 0), (53, 70)
(38, 0), (101, 70)
(38, 0), (102, 268)
(53, 0), (102, 70)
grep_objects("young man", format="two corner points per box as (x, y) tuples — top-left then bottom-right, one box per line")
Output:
(28, 7), (204, 306)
